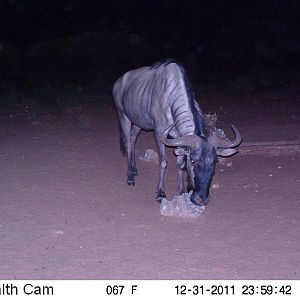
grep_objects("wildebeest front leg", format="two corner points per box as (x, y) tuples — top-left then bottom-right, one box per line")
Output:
(131, 125), (141, 176)
(176, 155), (185, 195)
(155, 132), (167, 202)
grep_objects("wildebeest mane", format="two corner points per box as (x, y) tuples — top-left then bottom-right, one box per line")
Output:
(151, 58), (207, 137)
(180, 64), (206, 137)
(150, 58), (178, 70)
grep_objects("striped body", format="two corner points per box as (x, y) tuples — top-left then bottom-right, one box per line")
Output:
(113, 61), (204, 138)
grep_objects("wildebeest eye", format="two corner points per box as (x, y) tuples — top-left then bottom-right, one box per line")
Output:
(191, 159), (195, 164)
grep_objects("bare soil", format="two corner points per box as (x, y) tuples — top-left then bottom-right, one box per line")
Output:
(0, 87), (299, 279)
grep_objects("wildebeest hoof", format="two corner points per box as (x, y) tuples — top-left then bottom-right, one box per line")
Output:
(155, 196), (163, 203)
(127, 178), (135, 186)
(156, 194), (166, 203)
(191, 196), (209, 206)
(187, 185), (193, 192)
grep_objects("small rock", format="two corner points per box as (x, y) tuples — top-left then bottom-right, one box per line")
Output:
(212, 183), (220, 189)
(218, 157), (226, 165)
(225, 161), (233, 167)
(139, 149), (159, 164)
(50, 230), (64, 235)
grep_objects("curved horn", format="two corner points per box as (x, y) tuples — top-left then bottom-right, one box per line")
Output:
(160, 123), (203, 148)
(209, 125), (242, 148)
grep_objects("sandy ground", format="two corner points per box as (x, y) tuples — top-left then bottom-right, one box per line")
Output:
(0, 87), (299, 279)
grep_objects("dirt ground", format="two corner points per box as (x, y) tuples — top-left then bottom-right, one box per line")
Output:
(0, 86), (299, 280)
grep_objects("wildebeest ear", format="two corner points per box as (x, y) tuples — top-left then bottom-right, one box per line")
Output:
(174, 148), (189, 156)
(216, 148), (238, 157)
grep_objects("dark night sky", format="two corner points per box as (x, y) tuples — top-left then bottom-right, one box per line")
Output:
(1, 1), (298, 44)
(0, 0), (299, 82)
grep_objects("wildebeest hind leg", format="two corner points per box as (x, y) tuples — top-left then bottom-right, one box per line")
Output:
(131, 125), (141, 176)
(118, 113), (135, 186)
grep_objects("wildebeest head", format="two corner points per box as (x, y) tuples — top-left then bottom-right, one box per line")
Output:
(161, 123), (241, 206)
(188, 142), (217, 205)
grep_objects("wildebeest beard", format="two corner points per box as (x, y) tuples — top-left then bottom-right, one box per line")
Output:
(189, 140), (218, 206)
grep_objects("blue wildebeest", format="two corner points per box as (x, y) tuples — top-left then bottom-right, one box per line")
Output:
(113, 59), (241, 206)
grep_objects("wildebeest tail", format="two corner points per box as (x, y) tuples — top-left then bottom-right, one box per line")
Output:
(119, 124), (126, 156)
